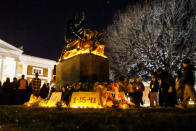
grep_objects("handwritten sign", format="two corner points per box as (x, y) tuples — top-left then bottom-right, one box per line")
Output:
(106, 91), (126, 100)
(70, 92), (100, 108)
(46, 92), (62, 106)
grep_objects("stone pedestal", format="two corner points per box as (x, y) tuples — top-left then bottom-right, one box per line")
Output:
(56, 54), (109, 86)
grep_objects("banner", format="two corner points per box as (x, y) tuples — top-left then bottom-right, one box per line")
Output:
(106, 91), (126, 100)
(70, 92), (100, 108)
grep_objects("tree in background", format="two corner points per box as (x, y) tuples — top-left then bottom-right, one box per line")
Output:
(104, 0), (196, 80)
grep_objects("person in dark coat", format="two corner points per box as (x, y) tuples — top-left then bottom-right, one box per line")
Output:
(133, 77), (145, 106)
(175, 70), (184, 103)
(176, 59), (196, 108)
(2, 78), (12, 105)
(40, 83), (49, 99)
(11, 77), (18, 105)
(156, 69), (176, 107)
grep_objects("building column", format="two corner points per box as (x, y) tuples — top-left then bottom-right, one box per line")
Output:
(15, 58), (19, 78)
(48, 68), (52, 83)
(22, 64), (28, 77)
(0, 56), (5, 81)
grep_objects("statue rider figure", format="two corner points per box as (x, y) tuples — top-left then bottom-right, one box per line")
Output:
(65, 11), (86, 50)
(59, 11), (105, 61)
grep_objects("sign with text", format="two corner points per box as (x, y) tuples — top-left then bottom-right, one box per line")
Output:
(70, 92), (100, 108)
(106, 91), (126, 100)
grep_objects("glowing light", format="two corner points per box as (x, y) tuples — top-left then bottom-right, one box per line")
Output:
(60, 42), (107, 61)
(119, 103), (129, 109)
(24, 92), (63, 108)
(188, 99), (195, 105)
(2, 57), (16, 82)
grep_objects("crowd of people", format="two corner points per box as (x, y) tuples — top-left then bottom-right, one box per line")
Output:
(0, 73), (53, 105)
(84, 58), (195, 108)
(0, 59), (195, 109)
(132, 59), (195, 108)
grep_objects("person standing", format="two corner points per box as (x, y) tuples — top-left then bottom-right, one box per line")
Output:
(31, 73), (41, 97)
(18, 75), (28, 104)
(127, 78), (136, 104)
(2, 78), (12, 104)
(156, 69), (176, 107)
(134, 77), (145, 106)
(175, 70), (184, 103)
(40, 83), (49, 99)
(149, 76), (159, 107)
(11, 77), (18, 104)
(176, 59), (196, 109)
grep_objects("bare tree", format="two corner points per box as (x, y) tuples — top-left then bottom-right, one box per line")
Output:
(105, 0), (196, 80)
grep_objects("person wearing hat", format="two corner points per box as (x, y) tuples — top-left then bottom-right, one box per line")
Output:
(176, 59), (196, 108)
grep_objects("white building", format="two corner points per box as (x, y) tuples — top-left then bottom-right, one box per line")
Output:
(0, 39), (56, 85)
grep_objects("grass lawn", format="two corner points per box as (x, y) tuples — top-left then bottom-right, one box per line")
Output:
(0, 106), (196, 131)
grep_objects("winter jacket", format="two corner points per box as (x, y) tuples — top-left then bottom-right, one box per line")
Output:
(150, 80), (159, 92)
(182, 64), (195, 86)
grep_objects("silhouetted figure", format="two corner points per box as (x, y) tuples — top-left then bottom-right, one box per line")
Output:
(175, 70), (184, 103)
(40, 83), (49, 99)
(2, 78), (12, 104)
(65, 11), (86, 45)
(176, 59), (196, 108)
(134, 77), (145, 106)
(18, 75), (28, 104)
(11, 77), (18, 105)
(127, 78), (136, 103)
(156, 69), (176, 107)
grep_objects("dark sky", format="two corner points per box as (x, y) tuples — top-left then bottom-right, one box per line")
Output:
(0, 0), (140, 61)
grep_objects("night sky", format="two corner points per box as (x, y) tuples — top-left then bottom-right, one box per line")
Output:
(0, 0), (141, 61)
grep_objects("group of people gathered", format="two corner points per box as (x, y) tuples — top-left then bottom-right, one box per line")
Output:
(0, 59), (195, 109)
(148, 59), (196, 108)
(0, 73), (54, 105)
(144, 59), (195, 108)
(88, 59), (195, 108)
(124, 59), (195, 108)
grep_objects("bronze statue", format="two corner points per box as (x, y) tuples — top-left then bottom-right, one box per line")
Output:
(59, 12), (105, 61)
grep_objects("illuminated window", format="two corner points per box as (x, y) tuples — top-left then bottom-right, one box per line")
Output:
(32, 67), (43, 76)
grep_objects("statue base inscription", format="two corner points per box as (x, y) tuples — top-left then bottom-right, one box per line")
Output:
(56, 54), (109, 86)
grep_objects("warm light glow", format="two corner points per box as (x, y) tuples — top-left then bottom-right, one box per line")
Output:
(60, 41), (107, 61)
(61, 48), (107, 60)
(119, 104), (129, 109)
(2, 57), (16, 82)
(71, 105), (102, 109)
(188, 99), (195, 105)
(24, 92), (63, 108)
(70, 92), (100, 108)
